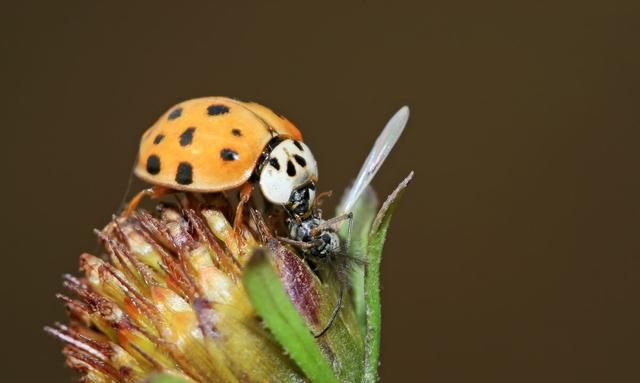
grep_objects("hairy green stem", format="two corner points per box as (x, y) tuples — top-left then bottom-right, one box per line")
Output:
(364, 172), (413, 383)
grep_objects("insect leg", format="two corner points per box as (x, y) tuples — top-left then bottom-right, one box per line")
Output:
(313, 213), (353, 338)
(309, 213), (353, 236)
(314, 190), (333, 207)
(314, 282), (343, 338)
(116, 159), (138, 214)
(233, 182), (254, 233)
(123, 185), (171, 217)
(277, 236), (314, 249)
(344, 212), (354, 255)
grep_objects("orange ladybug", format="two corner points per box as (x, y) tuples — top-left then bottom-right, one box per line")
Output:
(127, 97), (411, 337)
(129, 97), (319, 230)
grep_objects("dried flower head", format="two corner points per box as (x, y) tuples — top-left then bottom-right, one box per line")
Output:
(47, 173), (412, 383)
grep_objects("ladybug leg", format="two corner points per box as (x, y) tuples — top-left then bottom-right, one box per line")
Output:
(233, 182), (254, 233)
(123, 185), (172, 216)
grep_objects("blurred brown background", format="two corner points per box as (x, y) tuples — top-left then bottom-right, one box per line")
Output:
(2, 1), (639, 382)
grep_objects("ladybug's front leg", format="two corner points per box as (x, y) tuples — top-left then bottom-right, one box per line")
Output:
(233, 182), (254, 234)
(123, 185), (172, 217)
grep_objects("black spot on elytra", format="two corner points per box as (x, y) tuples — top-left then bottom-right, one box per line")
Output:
(231, 129), (242, 137)
(293, 141), (304, 151)
(294, 154), (307, 167)
(153, 134), (165, 144)
(208, 104), (230, 116)
(179, 127), (196, 146)
(269, 157), (280, 170)
(146, 155), (161, 175)
(168, 108), (182, 120)
(287, 160), (296, 177)
(220, 148), (239, 161)
(175, 162), (193, 185)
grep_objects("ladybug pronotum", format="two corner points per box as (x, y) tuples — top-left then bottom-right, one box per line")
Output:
(131, 96), (319, 229)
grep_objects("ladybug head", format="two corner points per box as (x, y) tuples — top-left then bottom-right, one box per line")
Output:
(258, 139), (318, 217)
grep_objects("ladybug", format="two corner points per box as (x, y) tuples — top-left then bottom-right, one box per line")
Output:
(127, 96), (410, 337)
(129, 96), (320, 231)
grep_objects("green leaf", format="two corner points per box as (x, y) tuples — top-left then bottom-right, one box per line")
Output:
(337, 186), (379, 334)
(145, 373), (192, 383)
(364, 172), (414, 383)
(243, 248), (340, 383)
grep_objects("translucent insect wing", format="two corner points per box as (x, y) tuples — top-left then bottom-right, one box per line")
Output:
(339, 106), (410, 215)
